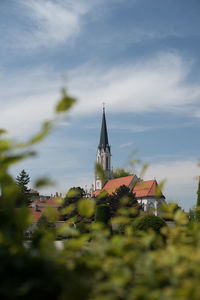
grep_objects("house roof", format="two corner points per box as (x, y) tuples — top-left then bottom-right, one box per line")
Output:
(30, 197), (61, 209)
(30, 207), (43, 222)
(29, 196), (62, 223)
(98, 175), (136, 195)
(94, 177), (165, 199)
(133, 180), (165, 198)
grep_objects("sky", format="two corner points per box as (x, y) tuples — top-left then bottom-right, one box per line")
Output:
(1, 0), (200, 211)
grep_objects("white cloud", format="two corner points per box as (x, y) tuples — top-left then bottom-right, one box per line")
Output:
(1, 52), (200, 139)
(69, 52), (200, 115)
(120, 142), (134, 148)
(0, 67), (60, 138)
(143, 159), (200, 211)
(18, 0), (98, 49)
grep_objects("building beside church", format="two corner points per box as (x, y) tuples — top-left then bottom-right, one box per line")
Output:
(94, 108), (165, 216)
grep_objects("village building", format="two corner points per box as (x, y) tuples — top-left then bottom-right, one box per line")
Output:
(94, 108), (166, 216)
(28, 194), (64, 231)
(28, 107), (166, 227)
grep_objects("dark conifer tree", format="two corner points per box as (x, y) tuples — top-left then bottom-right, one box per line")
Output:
(195, 176), (200, 221)
(16, 169), (30, 206)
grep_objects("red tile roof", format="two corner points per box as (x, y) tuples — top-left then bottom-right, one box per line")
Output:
(30, 197), (61, 209)
(94, 177), (165, 199)
(133, 180), (165, 198)
(29, 197), (62, 222)
(98, 175), (136, 195)
(30, 208), (43, 222)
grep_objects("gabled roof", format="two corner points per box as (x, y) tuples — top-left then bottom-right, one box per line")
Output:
(99, 175), (136, 195)
(94, 177), (165, 199)
(98, 107), (110, 151)
(133, 180), (165, 198)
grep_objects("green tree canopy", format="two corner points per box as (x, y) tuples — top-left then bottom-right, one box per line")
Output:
(64, 186), (86, 206)
(195, 177), (200, 222)
(15, 169), (31, 206)
(97, 184), (138, 217)
(133, 214), (166, 234)
(95, 204), (111, 224)
(16, 169), (30, 193)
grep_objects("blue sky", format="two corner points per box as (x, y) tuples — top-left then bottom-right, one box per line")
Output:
(1, 0), (200, 210)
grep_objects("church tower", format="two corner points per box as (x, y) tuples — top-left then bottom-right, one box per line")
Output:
(95, 106), (112, 190)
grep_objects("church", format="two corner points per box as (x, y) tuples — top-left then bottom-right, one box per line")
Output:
(93, 107), (166, 216)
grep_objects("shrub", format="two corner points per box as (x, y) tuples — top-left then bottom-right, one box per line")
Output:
(195, 207), (200, 222)
(3, 92), (200, 299)
(133, 214), (166, 233)
(76, 221), (90, 234)
(95, 204), (111, 224)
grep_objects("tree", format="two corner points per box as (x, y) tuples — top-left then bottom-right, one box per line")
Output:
(4, 91), (200, 300)
(188, 207), (195, 222)
(64, 187), (86, 206)
(195, 177), (200, 221)
(61, 187), (86, 221)
(95, 204), (111, 224)
(113, 168), (132, 179)
(133, 215), (166, 234)
(97, 185), (138, 217)
(15, 169), (31, 206)
(16, 169), (30, 193)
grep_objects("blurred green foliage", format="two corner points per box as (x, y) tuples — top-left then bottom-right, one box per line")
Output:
(95, 204), (111, 224)
(1, 90), (200, 299)
(133, 215), (166, 234)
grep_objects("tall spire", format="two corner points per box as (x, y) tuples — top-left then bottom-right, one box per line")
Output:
(95, 105), (112, 190)
(98, 106), (110, 151)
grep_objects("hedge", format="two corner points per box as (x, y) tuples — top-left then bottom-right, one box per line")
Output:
(133, 214), (166, 233)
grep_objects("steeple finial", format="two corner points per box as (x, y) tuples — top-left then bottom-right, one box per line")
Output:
(102, 102), (106, 112)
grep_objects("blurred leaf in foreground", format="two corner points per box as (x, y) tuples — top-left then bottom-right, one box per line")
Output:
(56, 88), (76, 113)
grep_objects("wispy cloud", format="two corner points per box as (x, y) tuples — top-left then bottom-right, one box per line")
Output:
(120, 142), (134, 148)
(144, 159), (200, 210)
(1, 52), (200, 139)
(69, 52), (200, 115)
(110, 121), (200, 133)
(17, 0), (98, 49)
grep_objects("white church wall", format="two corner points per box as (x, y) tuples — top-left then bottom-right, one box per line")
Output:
(137, 197), (165, 217)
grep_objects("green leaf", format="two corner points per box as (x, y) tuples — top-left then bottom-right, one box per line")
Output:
(95, 162), (106, 182)
(56, 88), (76, 113)
(60, 204), (75, 215)
(78, 198), (95, 218)
(29, 121), (52, 145)
(44, 207), (59, 222)
(1, 151), (36, 167)
(0, 139), (12, 151)
(140, 162), (150, 178)
(34, 177), (55, 188)
(0, 129), (7, 135)
(156, 179), (166, 198)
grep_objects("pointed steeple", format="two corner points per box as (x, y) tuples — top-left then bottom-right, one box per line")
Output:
(98, 107), (110, 151)
(95, 106), (112, 191)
